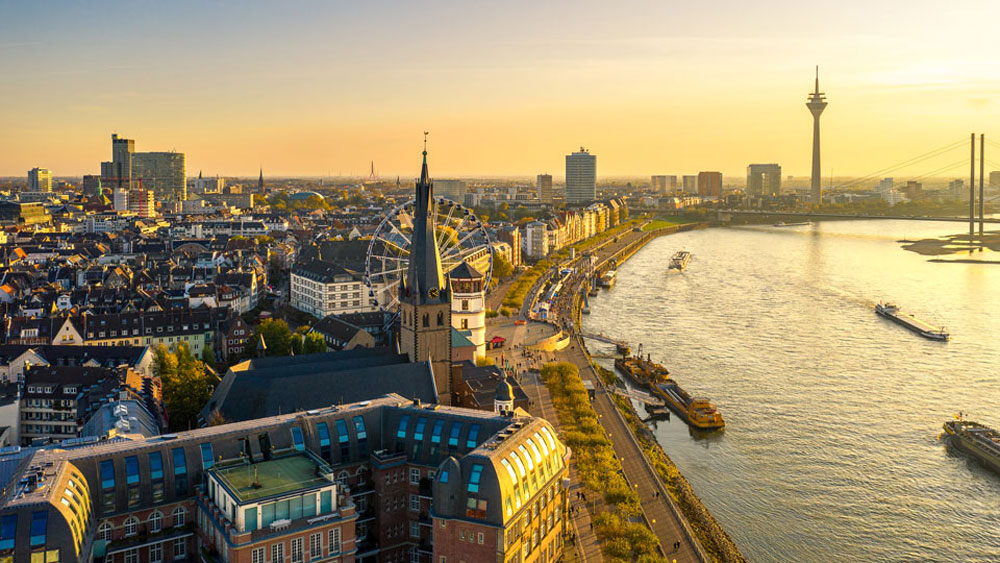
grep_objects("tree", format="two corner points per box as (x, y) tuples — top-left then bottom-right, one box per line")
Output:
(303, 332), (327, 354)
(493, 253), (514, 279)
(290, 333), (304, 355)
(256, 319), (292, 356)
(155, 343), (216, 431)
(202, 343), (215, 365)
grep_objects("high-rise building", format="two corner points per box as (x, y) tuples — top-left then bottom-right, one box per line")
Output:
(101, 133), (135, 190)
(682, 175), (697, 193)
(697, 171), (723, 199)
(536, 174), (553, 204)
(100, 134), (186, 200)
(113, 187), (129, 212)
(989, 171), (1000, 187)
(806, 67), (828, 204)
(132, 151), (186, 201)
(746, 164), (782, 197)
(27, 168), (52, 192)
(399, 149), (454, 404)
(651, 175), (677, 194)
(434, 179), (466, 202)
(82, 175), (103, 197)
(565, 148), (596, 205)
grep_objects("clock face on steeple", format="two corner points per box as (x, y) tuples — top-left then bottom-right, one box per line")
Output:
(428, 288), (440, 299)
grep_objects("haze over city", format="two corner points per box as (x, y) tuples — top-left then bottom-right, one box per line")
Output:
(3, 0), (1000, 178)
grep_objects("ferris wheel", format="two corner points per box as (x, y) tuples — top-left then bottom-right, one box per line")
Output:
(364, 197), (494, 315)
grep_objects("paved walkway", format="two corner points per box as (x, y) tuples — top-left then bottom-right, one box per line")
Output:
(521, 370), (604, 563)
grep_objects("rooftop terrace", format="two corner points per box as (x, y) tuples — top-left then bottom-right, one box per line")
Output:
(213, 453), (333, 503)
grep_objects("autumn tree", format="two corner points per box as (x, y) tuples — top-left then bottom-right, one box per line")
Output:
(155, 343), (216, 431)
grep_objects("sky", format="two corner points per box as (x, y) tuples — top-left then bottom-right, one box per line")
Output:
(2, 0), (1000, 180)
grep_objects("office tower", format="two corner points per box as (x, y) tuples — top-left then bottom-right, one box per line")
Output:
(682, 175), (697, 193)
(434, 179), (466, 202)
(27, 168), (52, 192)
(113, 187), (129, 211)
(132, 151), (186, 201)
(746, 164), (782, 197)
(806, 66), (828, 204)
(82, 175), (103, 197)
(989, 171), (1000, 187)
(101, 133), (135, 190)
(565, 147), (596, 204)
(536, 174), (553, 204)
(697, 172), (723, 198)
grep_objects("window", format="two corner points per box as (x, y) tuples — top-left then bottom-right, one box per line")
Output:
(124, 549), (138, 563)
(96, 521), (112, 542)
(414, 418), (427, 441)
(173, 506), (186, 527)
(28, 511), (47, 547)
(461, 319), (469, 330)
(468, 464), (484, 493)
(252, 547), (265, 563)
(439, 469), (449, 483)
(335, 419), (350, 459)
(291, 427), (305, 451)
(462, 299), (469, 311)
(290, 537), (304, 563)
(173, 538), (186, 560)
(353, 416), (368, 454)
(329, 527), (342, 554)
(431, 419), (444, 444)
(410, 468), (420, 484)
(172, 447), (188, 496)
(149, 543), (163, 563)
(396, 415), (410, 439)
(123, 516), (137, 537)
(309, 533), (322, 558)
(99, 459), (115, 511)
(0, 515), (15, 550)
(448, 423), (461, 447)
(466, 424), (481, 449)
(272, 542), (285, 563)
(149, 451), (164, 502)
(200, 442), (214, 469)
(148, 511), (162, 533)
(478, 532), (484, 544)
(317, 422), (331, 459)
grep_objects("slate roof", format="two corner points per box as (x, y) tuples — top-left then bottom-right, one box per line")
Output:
(203, 348), (438, 423)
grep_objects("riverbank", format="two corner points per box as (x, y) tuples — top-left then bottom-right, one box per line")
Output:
(567, 224), (747, 563)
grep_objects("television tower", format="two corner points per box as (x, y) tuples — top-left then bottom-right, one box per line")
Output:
(806, 66), (828, 205)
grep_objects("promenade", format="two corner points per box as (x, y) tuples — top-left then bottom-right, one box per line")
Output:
(493, 220), (710, 562)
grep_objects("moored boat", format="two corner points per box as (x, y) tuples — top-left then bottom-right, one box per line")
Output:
(600, 270), (617, 289)
(652, 381), (725, 430)
(942, 416), (1000, 474)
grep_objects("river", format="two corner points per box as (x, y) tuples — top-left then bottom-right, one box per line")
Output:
(583, 220), (1000, 563)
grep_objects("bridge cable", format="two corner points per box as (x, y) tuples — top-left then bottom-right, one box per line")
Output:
(829, 137), (968, 191)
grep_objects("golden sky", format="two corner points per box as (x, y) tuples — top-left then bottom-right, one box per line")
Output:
(2, 1), (999, 180)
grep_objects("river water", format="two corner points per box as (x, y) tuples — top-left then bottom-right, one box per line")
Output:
(583, 220), (1000, 563)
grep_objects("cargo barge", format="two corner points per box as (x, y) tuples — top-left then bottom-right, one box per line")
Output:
(942, 417), (1000, 474)
(875, 302), (949, 341)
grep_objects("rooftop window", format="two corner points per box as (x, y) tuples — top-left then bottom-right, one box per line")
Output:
(467, 464), (484, 493)
(396, 415), (410, 439)
(466, 424), (480, 449)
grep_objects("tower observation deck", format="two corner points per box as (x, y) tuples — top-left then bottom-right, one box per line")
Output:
(806, 66), (828, 205)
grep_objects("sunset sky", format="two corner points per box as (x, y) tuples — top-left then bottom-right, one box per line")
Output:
(2, 0), (999, 180)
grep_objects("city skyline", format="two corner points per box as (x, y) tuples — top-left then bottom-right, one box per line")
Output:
(2, 1), (1000, 178)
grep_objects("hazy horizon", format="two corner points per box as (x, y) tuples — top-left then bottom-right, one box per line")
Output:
(3, 1), (999, 179)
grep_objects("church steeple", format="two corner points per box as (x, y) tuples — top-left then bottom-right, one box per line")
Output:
(401, 139), (448, 305)
(258, 167), (264, 194)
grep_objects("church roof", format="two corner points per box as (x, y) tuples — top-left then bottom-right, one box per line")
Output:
(448, 261), (483, 280)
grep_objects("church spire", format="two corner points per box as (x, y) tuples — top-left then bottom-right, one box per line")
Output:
(258, 167), (264, 194)
(401, 134), (447, 305)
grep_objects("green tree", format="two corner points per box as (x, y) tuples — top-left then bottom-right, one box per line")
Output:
(256, 318), (293, 356)
(493, 252), (514, 279)
(290, 333), (304, 355)
(202, 343), (215, 365)
(155, 343), (216, 431)
(303, 332), (327, 354)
